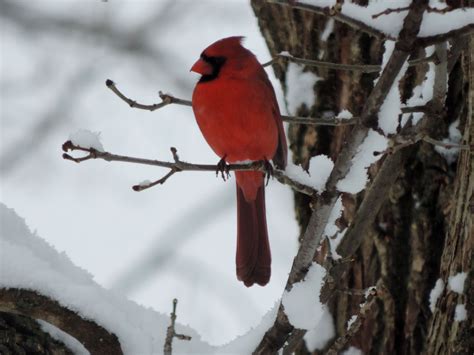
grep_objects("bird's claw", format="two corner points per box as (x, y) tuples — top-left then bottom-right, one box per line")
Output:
(263, 159), (274, 186)
(216, 157), (231, 181)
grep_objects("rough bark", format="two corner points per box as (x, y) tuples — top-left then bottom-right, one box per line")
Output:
(252, 1), (472, 354)
(425, 32), (474, 355)
(0, 288), (123, 354)
(0, 312), (73, 355)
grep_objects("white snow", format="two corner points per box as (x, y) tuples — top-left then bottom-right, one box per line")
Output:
(419, 8), (474, 37)
(304, 308), (335, 351)
(321, 18), (335, 42)
(454, 304), (467, 322)
(347, 315), (357, 329)
(300, 0), (337, 8)
(38, 320), (89, 355)
(434, 119), (463, 164)
(448, 272), (467, 294)
(279, 51), (293, 57)
(285, 155), (334, 191)
(69, 129), (104, 152)
(0, 202), (302, 354)
(343, 346), (364, 355)
(218, 304), (279, 354)
(0, 203), (213, 354)
(337, 129), (388, 194)
(282, 263), (327, 330)
(301, 0), (474, 39)
(378, 40), (408, 135)
(138, 179), (152, 187)
(341, 1), (411, 37)
(324, 196), (343, 237)
(401, 46), (436, 126)
(323, 196), (346, 259)
(285, 62), (321, 114)
(336, 109), (353, 120)
(429, 278), (445, 312)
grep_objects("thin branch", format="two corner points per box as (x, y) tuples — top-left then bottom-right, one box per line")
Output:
(371, 4), (455, 20)
(105, 79), (192, 111)
(264, 52), (439, 74)
(106, 79), (427, 127)
(0, 288), (123, 354)
(61, 141), (318, 196)
(164, 299), (191, 355)
(422, 136), (471, 150)
(132, 169), (178, 192)
(372, 6), (410, 19)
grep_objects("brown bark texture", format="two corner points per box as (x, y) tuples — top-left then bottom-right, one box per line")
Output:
(251, 1), (473, 354)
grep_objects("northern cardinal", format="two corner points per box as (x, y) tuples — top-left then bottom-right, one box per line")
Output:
(191, 37), (287, 287)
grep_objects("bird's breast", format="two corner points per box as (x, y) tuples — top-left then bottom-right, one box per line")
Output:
(192, 79), (278, 163)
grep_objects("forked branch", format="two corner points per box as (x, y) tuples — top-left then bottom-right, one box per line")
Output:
(61, 141), (318, 196)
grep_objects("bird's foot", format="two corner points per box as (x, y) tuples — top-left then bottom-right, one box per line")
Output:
(216, 156), (231, 181)
(263, 159), (274, 186)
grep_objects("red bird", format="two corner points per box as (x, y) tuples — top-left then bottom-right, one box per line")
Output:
(191, 37), (287, 287)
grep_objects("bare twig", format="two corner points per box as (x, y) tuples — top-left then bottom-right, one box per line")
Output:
(372, 6), (410, 19)
(106, 79), (360, 126)
(0, 288), (123, 354)
(105, 79), (192, 111)
(106, 79), (427, 127)
(164, 299), (191, 355)
(61, 141), (318, 196)
(371, 4), (456, 20)
(422, 136), (471, 150)
(268, 51), (439, 73)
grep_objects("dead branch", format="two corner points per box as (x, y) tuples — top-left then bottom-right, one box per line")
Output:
(106, 79), (428, 128)
(253, 1), (430, 353)
(61, 141), (318, 196)
(372, 6), (411, 19)
(106, 79), (360, 126)
(164, 299), (191, 355)
(0, 288), (123, 354)
(372, 5), (456, 19)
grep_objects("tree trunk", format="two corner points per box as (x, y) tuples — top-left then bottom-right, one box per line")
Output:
(251, 1), (473, 354)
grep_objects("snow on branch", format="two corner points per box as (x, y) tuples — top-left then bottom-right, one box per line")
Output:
(0, 288), (123, 354)
(267, 0), (474, 45)
(0, 203), (214, 354)
(253, 1), (431, 352)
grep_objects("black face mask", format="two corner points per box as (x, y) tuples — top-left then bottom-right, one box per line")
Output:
(198, 54), (227, 83)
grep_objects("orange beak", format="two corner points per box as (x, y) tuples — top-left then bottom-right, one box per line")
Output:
(190, 58), (213, 75)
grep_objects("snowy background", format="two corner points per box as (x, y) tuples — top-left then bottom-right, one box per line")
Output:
(0, 0), (299, 345)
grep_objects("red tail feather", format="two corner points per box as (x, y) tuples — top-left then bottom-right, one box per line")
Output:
(236, 183), (271, 287)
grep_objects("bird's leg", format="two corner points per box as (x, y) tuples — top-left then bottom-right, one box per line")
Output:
(263, 159), (274, 186)
(216, 155), (230, 181)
